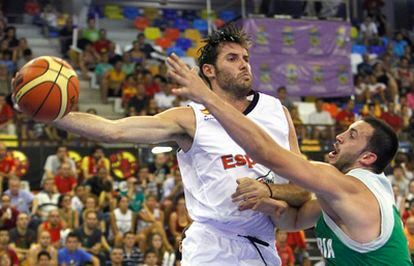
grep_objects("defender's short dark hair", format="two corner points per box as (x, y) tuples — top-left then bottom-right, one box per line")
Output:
(362, 116), (399, 174)
(197, 25), (251, 83)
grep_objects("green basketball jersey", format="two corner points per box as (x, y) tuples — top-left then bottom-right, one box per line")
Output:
(314, 168), (412, 265)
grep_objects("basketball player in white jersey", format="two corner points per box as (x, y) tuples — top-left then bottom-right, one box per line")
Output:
(51, 26), (310, 265)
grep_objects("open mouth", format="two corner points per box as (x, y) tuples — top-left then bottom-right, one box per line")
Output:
(328, 143), (339, 159)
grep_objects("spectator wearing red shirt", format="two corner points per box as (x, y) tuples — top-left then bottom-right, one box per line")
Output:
(38, 209), (66, 248)
(381, 101), (403, 133)
(143, 70), (160, 97)
(0, 194), (19, 230)
(54, 162), (77, 194)
(0, 93), (15, 135)
(276, 230), (295, 266)
(0, 229), (19, 266)
(336, 99), (356, 132)
(0, 142), (15, 193)
(92, 29), (112, 54)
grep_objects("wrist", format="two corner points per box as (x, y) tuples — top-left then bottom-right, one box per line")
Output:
(264, 182), (273, 198)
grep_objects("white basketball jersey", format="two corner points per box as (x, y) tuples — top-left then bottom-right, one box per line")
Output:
(177, 92), (291, 238)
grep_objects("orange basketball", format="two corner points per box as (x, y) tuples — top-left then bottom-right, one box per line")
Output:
(12, 56), (79, 122)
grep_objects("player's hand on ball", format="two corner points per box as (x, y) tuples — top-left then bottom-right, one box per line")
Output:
(166, 53), (214, 104)
(232, 177), (272, 211)
(252, 198), (288, 218)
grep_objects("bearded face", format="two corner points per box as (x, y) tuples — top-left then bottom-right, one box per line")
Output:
(215, 64), (252, 99)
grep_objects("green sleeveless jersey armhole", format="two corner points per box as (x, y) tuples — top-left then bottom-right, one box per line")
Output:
(315, 207), (412, 265)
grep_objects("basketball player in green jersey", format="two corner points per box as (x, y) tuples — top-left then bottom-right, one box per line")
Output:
(166, 53), (412, 265)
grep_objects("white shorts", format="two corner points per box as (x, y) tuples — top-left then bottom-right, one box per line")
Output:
(181, 222), (281, 266)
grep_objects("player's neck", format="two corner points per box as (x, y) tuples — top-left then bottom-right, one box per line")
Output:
(213, 88), (250, 112)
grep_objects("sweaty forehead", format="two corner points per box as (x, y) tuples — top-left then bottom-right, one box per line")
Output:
(218, 43), (249, 57)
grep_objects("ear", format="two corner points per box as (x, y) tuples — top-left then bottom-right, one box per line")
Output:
(201, 64), (215, 80)
(359, 151), (377, 167)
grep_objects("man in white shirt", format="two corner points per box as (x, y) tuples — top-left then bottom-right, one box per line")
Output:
(308, 99), (334, 139)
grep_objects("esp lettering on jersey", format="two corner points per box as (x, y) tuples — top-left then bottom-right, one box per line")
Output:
(221, 154), (256, 170)
(317, 237), (335, 259)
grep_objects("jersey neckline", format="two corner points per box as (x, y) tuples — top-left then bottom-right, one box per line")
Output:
(243, 91), (260, 115)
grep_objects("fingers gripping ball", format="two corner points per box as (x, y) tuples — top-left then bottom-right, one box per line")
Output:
(12, 56), (79, 122)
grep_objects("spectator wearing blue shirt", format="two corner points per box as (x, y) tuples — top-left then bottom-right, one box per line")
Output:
(58, 232), (99, 266)
(4, 177), (33, 214)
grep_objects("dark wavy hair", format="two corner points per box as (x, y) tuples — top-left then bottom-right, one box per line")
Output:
(197, 25), (251, 85)
(362, 116), (399, 173)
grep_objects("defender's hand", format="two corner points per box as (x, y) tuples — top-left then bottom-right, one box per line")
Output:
(166, 53), (214, 104)
(232, 177), (271, 211)
(252, 198), (288, 218)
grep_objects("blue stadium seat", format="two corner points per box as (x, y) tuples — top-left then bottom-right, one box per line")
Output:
(182, 10), (199, 21)
(193, 19), (208, 33)
(123, 6), (139, 20)
(219, 10), (237, 22)
(163, 9), (178, 20)
(166, 46), (185, 57)
(175, 37), (192, 51)
(352, 44), (367, 55)
(174, 18), (190, 32)
(369, 45), (385, 55)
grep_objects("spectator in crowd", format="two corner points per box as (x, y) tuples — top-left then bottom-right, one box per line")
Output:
(393, 56), (413, 95)
(58, 194), (79, 230)
(27, 230), (57, 266)
(121, 74), (138, 108)
(129, 40), (146, 66)
(372, 62), (398, 102)
(143, 70), (160, 98)
(2, 26), (18, 49)
(0, 93), (15, 136)
(122, 231), (144, 265)
(336, 99), (356, 132)
(101, 58), (126, 103)
(381, 101), (404, 133)
(137, 33), (162, 60)
(71, 184), (86, 213)
(4, 176), (33, 214)
(32, 178), (60, 221)
(308, 98), (334, 140)
(81, 145), (110, 180)
(127, 83), (149, 115)
(162, 168), (183, 203)
(39, 3), (58, 37)
(84, 166), (113, 197)
(43, 145), (77, 182)
(121, 52), (135, 75)
(143, 249), (159, 266)
(388, 164), (409, 196)
(138, 194), (164, 234)
(108, 246), (124, 266)
(58, 232), (99, 266)
(94, 51), (113, 88)
(392, 32), (408, 58)
(9, 213), (36, 263)
(366, 74), (387, 103)
(110, 196), (136, 245)
(80, 17), (100, 43)
(276, 230), (295, 266)
(120, 177), (145, 212)
(154, 77), (176, 111)
(16, 48), (32, 70)
(59, 16), (74, 57)
(0, 143), (17, 191)
(54, 162), (77, 194)
(403, 201), (414, 224)
(37, 250), (53, 266)
(146, 232), (175, 266)
(277, 86), (294, 111)
(168, 196), (191, 239)
(81, 194), (106, 232)
(74, 209), (110, 261)
(405, 216), (414, 260)
(38, 209), (66, 248)
(0, 229), (18, 266)
(78, 41), (100, 81)
(405, 179), (414, 210)
(360, 15), (378, 42)
(93, 29), (112, 54)
(0, 194), (19, 230)
(357, 54), (373, 76)
(0, 64), (9, 95)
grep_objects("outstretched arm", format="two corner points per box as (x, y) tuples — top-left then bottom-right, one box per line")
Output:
(167, 54), (356, 198)
(52, 106), (194, 144)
